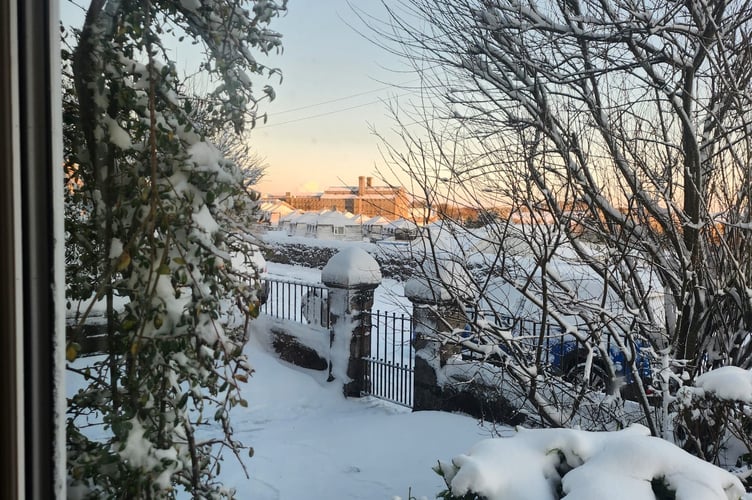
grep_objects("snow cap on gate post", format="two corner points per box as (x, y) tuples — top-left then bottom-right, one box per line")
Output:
(321, 247), (381, 397)
(321, 246), (381, 288)
(405, 254), (476, 304)
(405, 255), (475, 343)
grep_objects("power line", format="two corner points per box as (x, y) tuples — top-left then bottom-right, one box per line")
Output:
(272, 80), (419, 116)
(257, 91), (414, 129)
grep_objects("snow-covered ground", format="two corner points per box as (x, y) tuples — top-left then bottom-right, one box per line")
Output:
(67, 261), (752, 499)
(66, 262), (496, 499)
(223, 335), (497, 499)
(224, 262), (492, 499)
(219, 262), (752, 500)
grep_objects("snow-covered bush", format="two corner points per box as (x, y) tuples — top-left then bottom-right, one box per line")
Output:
(435, 425), (747, 500)
(674, 367), (752, 487)
(371, 0), (752, 456)
(63, 0), (285, 497)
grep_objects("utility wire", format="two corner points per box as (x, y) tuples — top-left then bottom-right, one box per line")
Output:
(257, 91), (414, 129)
(272, 80), (420, 116)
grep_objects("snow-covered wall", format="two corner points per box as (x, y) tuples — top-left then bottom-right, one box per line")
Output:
(251, 315), (330, 376)
(261, 234), (418, 280)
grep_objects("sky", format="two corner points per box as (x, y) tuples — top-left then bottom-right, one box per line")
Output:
(249, 1), (413, 195)
(60, 0), (417, 196)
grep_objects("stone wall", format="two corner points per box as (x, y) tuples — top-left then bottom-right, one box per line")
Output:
(263, 240), (418, 280)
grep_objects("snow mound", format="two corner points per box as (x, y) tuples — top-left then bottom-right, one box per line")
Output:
(404, 254), (477, 302)
(438, 425), (746, 500)
(694, 366), (752, 403)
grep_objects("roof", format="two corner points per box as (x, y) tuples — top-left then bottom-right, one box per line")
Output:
(365, 215), (390, 226)
(258, 200), (296, 216)
(388, 218), (418, 229)
(316, 210), (355, 226)
(280, 210), (305, 222)
(294, 212), (321, 224)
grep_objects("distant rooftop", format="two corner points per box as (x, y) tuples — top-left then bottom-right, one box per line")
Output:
(269, 176), (404, 198)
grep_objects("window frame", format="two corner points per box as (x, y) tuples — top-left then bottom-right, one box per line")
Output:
(1, 1), (65, 497)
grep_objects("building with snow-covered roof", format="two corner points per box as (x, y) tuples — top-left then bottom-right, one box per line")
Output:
(289, 211), (320, 237)
(279, 210), (304, 234)
(276, 176), (411, 219)
(386, 218), (419, 240)
(257, 198), (296, 227)
(313, 210), (364, 241)
(363, 215), (391, 241)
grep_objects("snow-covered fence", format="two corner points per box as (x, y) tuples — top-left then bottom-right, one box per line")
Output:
(260, 278), (331, 328)
(365, 310), (414, 407)
(254, 248), (383, 398)
(255, 278), (332, 372)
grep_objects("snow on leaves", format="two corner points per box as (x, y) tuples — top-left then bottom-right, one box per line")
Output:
(65, 1), (284, 497)
(437, 425), (745, 500)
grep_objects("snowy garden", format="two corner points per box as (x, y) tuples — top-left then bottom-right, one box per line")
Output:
(247, 237), (752, 500)
(67, 258), (752, 499)
(61, 0), (752, 498)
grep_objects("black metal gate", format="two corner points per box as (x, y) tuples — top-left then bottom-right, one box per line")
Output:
(362, 310), (414, 408)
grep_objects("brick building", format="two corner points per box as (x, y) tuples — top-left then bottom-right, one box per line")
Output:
(278, 176), (411, 219)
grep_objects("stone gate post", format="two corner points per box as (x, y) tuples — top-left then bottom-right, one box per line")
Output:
(322, 247), (381, 397)
(404, 261), (527, 424)
(404, 275), (467, 411)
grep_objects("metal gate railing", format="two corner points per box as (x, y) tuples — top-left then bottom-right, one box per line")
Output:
(362, 310), (414, 408)
(260, 278), (330, 329)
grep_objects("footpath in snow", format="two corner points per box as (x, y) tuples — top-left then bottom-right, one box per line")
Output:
(223, 335), (497, 500)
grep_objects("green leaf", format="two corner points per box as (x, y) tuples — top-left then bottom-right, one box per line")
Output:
(121, 318), (137, 331)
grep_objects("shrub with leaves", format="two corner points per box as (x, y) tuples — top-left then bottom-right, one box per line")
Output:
(673, 366), (752, 486)
(432, 425), (746, 500)
(63, 0), (285, 497)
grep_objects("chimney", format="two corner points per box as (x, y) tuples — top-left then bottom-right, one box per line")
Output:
(366, 176), (373, 188)
(358, 176), (365, 195)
